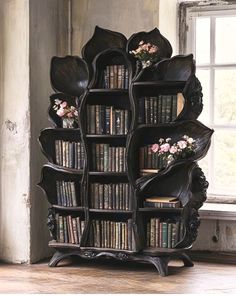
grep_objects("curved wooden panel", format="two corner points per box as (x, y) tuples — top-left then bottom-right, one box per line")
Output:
(50, 56), (89, 97)
(82, 26), (127, 66)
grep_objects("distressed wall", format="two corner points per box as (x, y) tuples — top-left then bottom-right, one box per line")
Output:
(0, 0), (30, 263)
(29, 0), (69, 263)
(0, 0), (69, 263)
(71, 0), (160, 55)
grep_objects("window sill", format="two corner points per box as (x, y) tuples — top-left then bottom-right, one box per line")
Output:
(199, 203), (236, 221)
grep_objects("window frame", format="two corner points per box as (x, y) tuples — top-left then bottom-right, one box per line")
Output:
(179, 0), (236, 204)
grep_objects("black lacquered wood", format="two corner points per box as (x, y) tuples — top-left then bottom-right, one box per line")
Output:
(38, 27), (213, 276)
(50, 56), (89, 97)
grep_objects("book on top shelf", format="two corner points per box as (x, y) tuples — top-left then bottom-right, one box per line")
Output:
(144, 197), (181, 209)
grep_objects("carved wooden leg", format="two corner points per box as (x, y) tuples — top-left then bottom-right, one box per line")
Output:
(178, 252), (194, 267)
(148, 256), (170, 277)
(49, 250), (79, 267)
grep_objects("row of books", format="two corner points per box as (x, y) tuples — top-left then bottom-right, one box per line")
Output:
(138, 94), (184, 124)
(147, 218), (184, 248)
(86, 105), (129, 135)
(56, 181), (79, 207)
(144, 197), (181, 209)
(90, 183), (132, 210)
(56, 214), (85, 244)
(89, 219), (133, 250)
(92, 144), (126, 172)
(103, 65), (129, 89)
(55, 140), (84, 169)
(139, 145), (168, 170)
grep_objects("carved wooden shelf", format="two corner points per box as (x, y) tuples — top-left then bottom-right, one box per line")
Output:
(38, 26), (213, 276)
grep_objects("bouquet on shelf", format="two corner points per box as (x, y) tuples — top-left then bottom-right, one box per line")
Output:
(129, 40), (159, 68)
(53, 99), (79, 128)
(151, 135), (196, 166)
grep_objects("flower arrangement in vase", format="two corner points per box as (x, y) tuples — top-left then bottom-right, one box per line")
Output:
(151, 135), (196, 168)
(130, 40), (159, 68)
(53, 99), (79, 128)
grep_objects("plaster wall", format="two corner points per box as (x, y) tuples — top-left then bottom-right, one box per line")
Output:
(159, 0), (178, 54)
(29, 0), (69, 263)
(0, 0), (30, 263)
(71, 0), (160, 55)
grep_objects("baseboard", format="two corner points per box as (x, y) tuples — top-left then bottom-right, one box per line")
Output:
(187, 250), (236, 265)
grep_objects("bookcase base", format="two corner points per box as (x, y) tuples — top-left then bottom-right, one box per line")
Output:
(48, 248), (194, 277)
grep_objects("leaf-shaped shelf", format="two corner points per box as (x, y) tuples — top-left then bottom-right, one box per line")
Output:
(89, 48), (136, 89)
(50, 56), (89, 97)
(136, 162), (198, 207)
(48, 93), (79, 128)
(39, 128), (83, 169)
(126, 28), (172, 63)
(134, 55), (195, 83)
(136, 162), (208, 249)
(38, 164), (84, 206)
(82, 26), (127, 67)
(127, 120), (214, 186)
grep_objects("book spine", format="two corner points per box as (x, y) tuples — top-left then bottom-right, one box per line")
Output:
(162, 222), (168, 248)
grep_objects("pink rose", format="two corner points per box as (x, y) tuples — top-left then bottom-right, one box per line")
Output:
(61, 101), (67, 108)
(160, 143), (170, 153)
(56, 108), (66, 117)
(151, 144), (159, 153)
(170, 145), (178, 154)
(177, 140), (187, 149)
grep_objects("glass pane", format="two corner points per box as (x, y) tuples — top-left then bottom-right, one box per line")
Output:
(214, 69), (236, 125)
(196, 18), (210, 65)
(196, 69), (210, 125)
(212, 129), (236, 195)
(215, 16), (236, 64)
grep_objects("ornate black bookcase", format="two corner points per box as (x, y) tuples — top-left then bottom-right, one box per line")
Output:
(38, 27), (213, 276)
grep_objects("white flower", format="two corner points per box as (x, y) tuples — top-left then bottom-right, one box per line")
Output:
(187, 137), (195, 144)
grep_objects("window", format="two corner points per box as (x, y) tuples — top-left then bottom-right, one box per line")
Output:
(180, 2), (236, 203)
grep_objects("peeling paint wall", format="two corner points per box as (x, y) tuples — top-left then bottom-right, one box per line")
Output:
(193, 220), (236, 251)
(71, 0), (160, 55)
(0, 0), (30, 263)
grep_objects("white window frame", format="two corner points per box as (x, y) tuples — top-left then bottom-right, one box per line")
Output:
(179, 1), (236, 204)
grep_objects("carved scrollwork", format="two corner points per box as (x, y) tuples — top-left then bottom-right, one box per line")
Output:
(190, 164), (209, 210)
(116, 252), (129, 261)
(47, 207), (57, 240)
(82, 250), (96, 259)
(182, 75), (203, 120)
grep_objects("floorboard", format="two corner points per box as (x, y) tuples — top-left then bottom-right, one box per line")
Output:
(0, 258), (236, 294)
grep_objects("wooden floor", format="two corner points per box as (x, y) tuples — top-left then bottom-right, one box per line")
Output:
(0, 257), (236, 294)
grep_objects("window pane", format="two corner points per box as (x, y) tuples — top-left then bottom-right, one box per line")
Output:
(214, 68), (236, 125)
(196, 69), (210, 125)
(215, 16), (236, 64)
(196, 18), (210, 65)
(212, 129), (236, 195)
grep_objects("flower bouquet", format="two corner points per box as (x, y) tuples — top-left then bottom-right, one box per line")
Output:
(130, 40), (159, 68)
(151, 135), (196, 168)
(53, 99), (79, 128)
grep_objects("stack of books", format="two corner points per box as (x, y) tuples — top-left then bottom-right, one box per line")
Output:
(90, 183), (132, 210)
(56, 180), (79, 207)
(144, 197), (181, 209)
(92, 143), (126, 172)
(56, 214), (85, 244)
(86, 105), (129, 135)
(103, 65), (129, 89)
(89, 219), (133, 250)
(146, 218), (184, 248)
(55, 140), (84, 169)
(138, 93), (184, 124)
